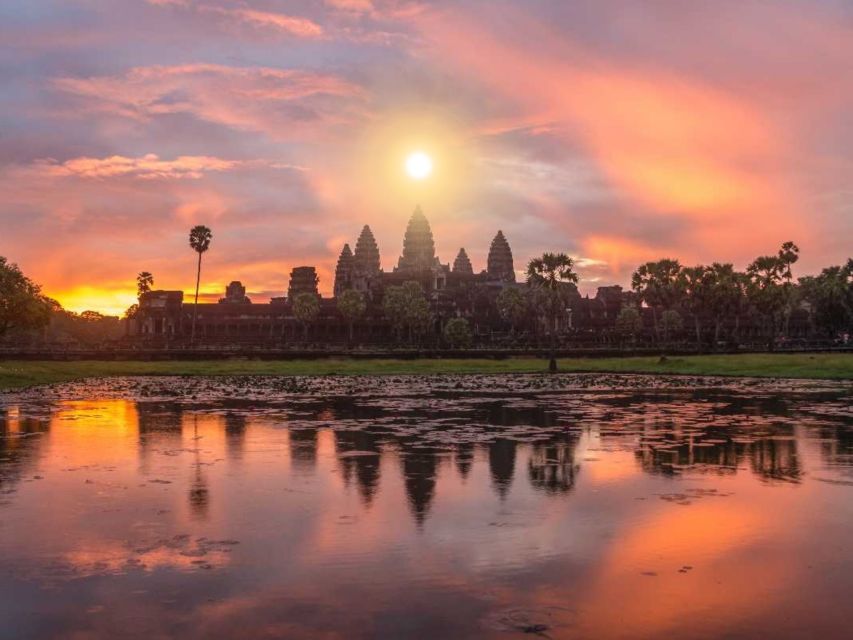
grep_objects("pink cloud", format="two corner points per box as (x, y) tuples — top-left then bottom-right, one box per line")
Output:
(203, 7), (324, 38)
(53, 63), (367, 138)
(325, 0), (374, 12)
(398, 4), (846, 272)
(34, 154), (240, 180)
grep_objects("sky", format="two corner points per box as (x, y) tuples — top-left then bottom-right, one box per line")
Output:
(1, 0), (851, 315)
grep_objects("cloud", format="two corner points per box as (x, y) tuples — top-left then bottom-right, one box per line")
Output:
(400, 2), (840, 272)
(33, 153), (240, 180)
(53, 63), (367, 138)
(326, 0), (374, 12)
(203, 7), (324, 38)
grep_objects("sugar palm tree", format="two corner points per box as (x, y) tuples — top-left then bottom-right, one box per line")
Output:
(293, 292), (320, 342)
(527, 252), (578, 372)
(337, 289), (366, 345)
(136, 271), (154, 298)
(188, 225), (212, 344)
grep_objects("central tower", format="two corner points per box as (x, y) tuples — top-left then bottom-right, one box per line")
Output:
(396, 205), (436, 273)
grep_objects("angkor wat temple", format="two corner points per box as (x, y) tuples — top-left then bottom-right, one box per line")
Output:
(128, 206), (631, 345)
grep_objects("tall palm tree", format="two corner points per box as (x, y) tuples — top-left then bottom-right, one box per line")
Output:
(527, 252), (578, 372)
(293, 292), (320, 342)
(136, 271), (154, 298)
(188, 225), (212, 344)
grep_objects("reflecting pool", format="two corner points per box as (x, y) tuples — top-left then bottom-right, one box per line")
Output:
(1, 374), (851, 639)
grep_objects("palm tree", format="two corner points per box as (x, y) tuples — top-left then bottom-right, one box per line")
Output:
(527, 252), (578, 372)
(293, 293), (320, 342)
(188, 225), (212, 344)
(136, 271), (154, 298)
(631, 259), (682, 342)
(337, 289), (366, 345)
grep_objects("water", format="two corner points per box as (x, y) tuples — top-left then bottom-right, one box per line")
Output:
(1, 374), (851, 639)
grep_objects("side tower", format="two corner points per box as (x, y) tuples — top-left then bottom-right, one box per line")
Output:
(288, 266), (320, 300)
(452, 248), (473, 275)
(333, 244), (354, 297)
(486, 230), (515, 283)
(352, 225), (381, 295)
(353, 225), (381, 276)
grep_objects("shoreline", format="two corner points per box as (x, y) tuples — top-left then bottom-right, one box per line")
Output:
(1, 353), (852, 390)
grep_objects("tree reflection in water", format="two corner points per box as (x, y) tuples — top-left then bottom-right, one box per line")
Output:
(189, 414), (210, 520)
(528, 433), (580, 494)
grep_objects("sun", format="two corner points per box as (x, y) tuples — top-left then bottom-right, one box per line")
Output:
(405, 151), (433, 180)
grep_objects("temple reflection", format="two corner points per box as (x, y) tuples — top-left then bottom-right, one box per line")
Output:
(289, 427), (319, 472)
(400, 446), (439, 526)
(488, 438), (516, 499)
(454, 441), (474, 480)
(334, 429), (382, 505)
(0, 389), (848, 531)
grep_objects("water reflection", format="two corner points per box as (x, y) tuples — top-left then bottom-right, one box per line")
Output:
(288, 427), (319, 472)
(529, 434), (580, 494)
(334, 430), (381, 505)
(0, 375), (851, 639)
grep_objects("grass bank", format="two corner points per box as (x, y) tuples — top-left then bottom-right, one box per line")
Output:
(1, 353), (851, 391)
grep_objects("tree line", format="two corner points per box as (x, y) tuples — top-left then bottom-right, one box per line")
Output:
(623, 242), (852, 348)
(2, 227), (851, 353)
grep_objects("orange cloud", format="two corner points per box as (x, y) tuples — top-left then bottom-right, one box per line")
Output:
(411, 5), (814, 264)
(582, 236), (669, 276)
(35, 153), (240, 180)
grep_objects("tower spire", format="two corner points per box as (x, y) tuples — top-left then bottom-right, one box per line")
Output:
(353, 225), (380, 275)
(453, 248), (473, 275)
(487, 230), (515, 282)
(333, 243), (354, 297)
(397, 205), (436, 272)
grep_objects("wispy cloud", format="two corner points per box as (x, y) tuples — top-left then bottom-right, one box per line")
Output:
(53, 63), (367, 137)
(33, 154), (240, 180)
(202, 6), (324, 38)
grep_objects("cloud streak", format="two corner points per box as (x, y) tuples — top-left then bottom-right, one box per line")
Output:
(53, 63), (367, 137)
(34, 154), (240, 180)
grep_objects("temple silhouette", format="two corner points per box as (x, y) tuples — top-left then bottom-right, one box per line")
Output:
(128, 206), (628, 343)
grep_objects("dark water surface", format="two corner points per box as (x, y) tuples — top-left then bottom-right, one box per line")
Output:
(1, 374), (852, 639)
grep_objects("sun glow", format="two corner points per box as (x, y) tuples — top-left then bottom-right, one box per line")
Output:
(405, 151), (433, 180)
